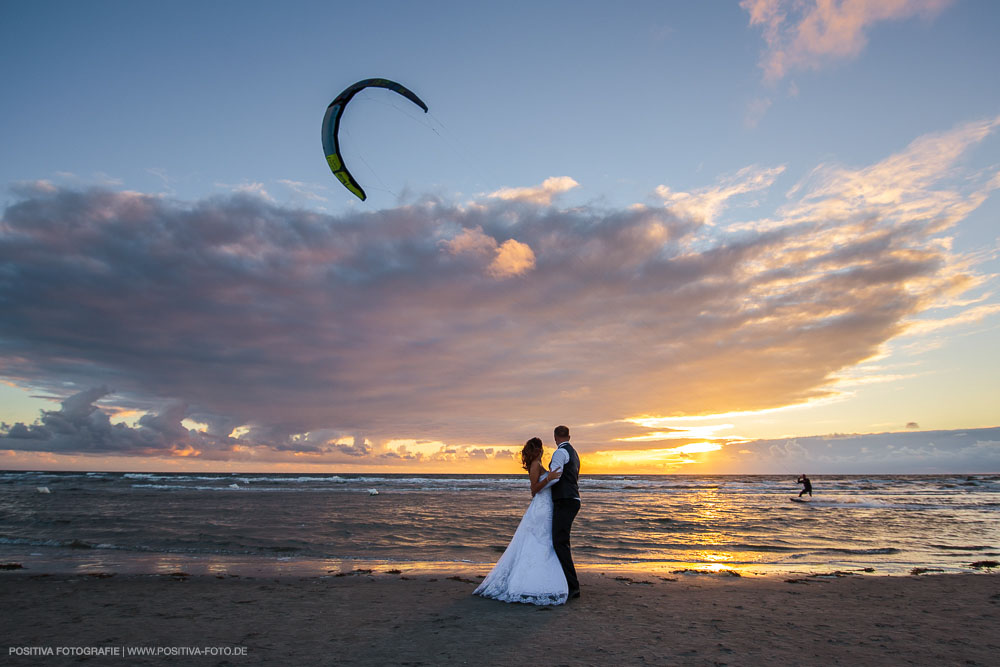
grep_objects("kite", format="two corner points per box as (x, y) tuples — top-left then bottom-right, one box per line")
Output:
(321, 78), (429, 201)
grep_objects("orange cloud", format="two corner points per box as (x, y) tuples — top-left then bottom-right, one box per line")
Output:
(742, 0), (955, 82)
(488, 176), (579, 205)
(487, 239), (535, 278)
(443, 226), (535, 278)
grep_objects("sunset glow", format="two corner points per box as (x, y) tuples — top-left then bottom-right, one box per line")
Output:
(583, 443), (725, 472)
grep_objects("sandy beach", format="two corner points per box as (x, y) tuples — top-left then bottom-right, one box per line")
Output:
(2, 569), (997, 666)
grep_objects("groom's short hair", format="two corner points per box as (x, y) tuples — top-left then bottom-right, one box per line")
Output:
(554, 425), (570, 440)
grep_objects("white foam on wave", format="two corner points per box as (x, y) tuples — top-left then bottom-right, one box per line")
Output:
(233, 476), (348, 484)
(130, 483), (340, 492)
(795, 496), (967, 511)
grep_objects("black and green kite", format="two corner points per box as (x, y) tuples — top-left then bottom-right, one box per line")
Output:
(321, 78), (429, 201)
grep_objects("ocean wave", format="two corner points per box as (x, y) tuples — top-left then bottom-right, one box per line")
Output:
(0, 534), (321, 558)
(129, 483), (361, 492)
(128, 482), (402, 494)
(132, 484), (237, 491)
(0, 536), (102, 550)
(0, 536), (71, 548)
(928, 544), (994, 551)
(0, 471), (64, 482)
(233, 476), (349, 484)
(122, 473), (348, 483)
(814, 547), (901, 555)
(791, 497), (978, 511)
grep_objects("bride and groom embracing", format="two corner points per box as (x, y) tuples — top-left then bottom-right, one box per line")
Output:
(474, 425), (581, 605)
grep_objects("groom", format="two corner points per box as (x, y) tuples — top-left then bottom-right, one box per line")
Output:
(547, 424), (581, 599)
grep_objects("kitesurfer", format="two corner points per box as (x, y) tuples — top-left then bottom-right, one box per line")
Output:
(797, 473), (813, 497)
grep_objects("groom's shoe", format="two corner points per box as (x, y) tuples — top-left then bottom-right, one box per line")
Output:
(569, 589), (581, 599)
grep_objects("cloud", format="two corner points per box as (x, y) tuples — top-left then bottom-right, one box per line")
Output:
(745, 97), (773, 128)
(0, 387), (201, 456)
(903, 303), (1000, 336)
(488, 176), (579, 205)
(11, 179), (58, 195)
(0, 387), (523, 467)
(781, 115), (1000, 228)
(52, 171), (124, 188)
(487, 239), (535, 278)
(728, 427), (1000, 473)
(0, 118), (997, 465)
(655, 165), (785, 225)
(441, 226), (497, 257)
(216, 181), (275, 202)
(741, 0), (955, 82)
(278, 179), (329, 203)
(442, 226), (535, 278)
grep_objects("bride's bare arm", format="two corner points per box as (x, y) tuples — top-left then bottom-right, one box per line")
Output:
(529, 460), (561, 496)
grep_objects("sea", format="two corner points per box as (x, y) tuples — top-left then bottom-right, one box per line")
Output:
(1, 471), (998, 577)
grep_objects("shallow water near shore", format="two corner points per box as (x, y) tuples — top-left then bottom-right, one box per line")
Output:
(2, 471), (998, 576)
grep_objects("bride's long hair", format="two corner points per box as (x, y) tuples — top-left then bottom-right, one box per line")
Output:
(520, 437), (543, 471)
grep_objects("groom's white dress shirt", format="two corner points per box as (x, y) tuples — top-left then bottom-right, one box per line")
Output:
(544, 442), (580, 500)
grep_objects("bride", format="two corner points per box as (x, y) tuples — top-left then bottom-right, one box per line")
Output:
(474, 437), (568, 605)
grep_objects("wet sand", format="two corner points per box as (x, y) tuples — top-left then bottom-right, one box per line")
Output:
(2, 569), (998, 665)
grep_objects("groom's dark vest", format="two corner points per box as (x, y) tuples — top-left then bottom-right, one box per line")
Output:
(551, 443), (580, 501)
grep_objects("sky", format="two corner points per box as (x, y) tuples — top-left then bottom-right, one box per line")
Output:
(1, 0), (998, 474)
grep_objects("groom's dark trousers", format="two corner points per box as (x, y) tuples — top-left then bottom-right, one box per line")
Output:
(552, 498), (580, 594)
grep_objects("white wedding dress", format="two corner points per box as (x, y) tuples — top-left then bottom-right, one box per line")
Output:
(474, 473), (568, 605)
